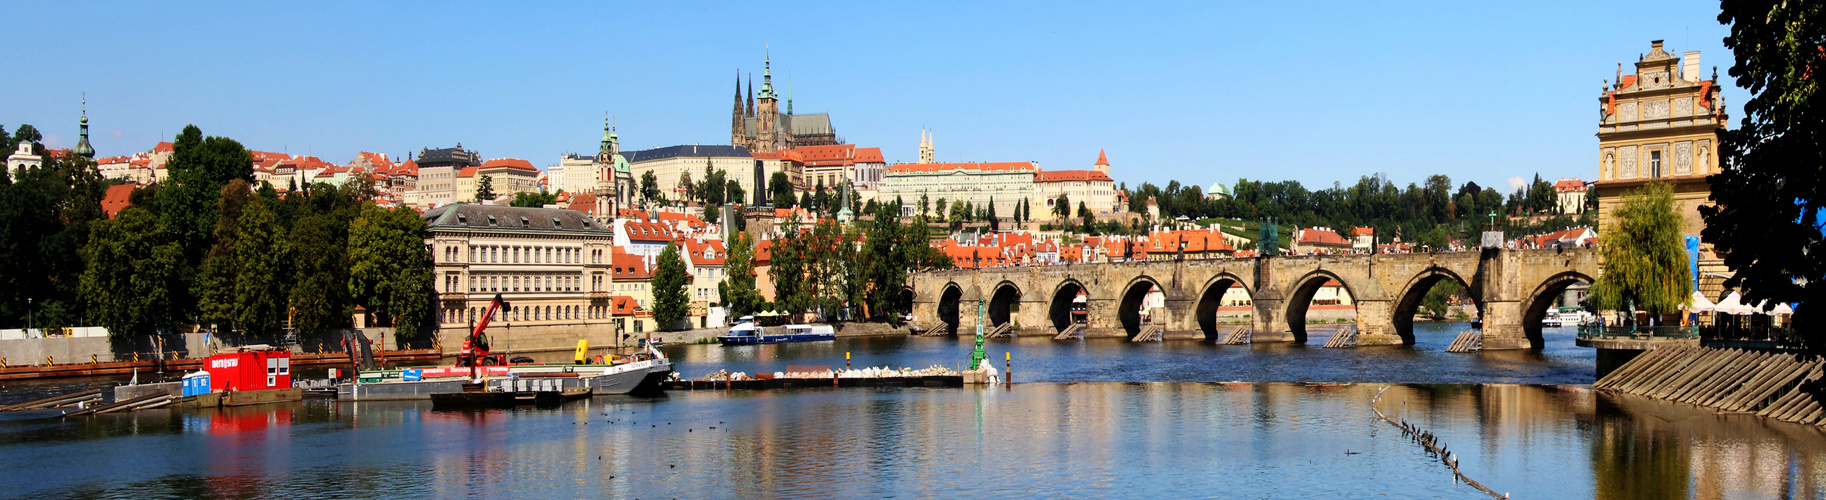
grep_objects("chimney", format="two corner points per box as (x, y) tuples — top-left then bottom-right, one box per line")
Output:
(1682, 51), (1701, 82)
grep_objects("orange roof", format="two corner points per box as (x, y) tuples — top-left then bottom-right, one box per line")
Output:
(1094, 149), (1109, 166)
(624, 220), (676, 241)
(479, 158), (537, 172)
(854, 147), (884, 164)
(886, 162), (1035, 174)
(567, 192), (597, 215)
(1296, 227), (1351, 247)
(755, 239), (774, 264)
(1553, 179), (1586, 192)
(395, 159), (419, 176)
(1034, 170), (1112, 183)
(456, 166), (478, 178)
(683, 239), (727, 266)
(611, 250), (653, 280)
(100, 184), (135, 219)
(751, 149), (805, 162)
(794, 144), (855, 166)
(249, 151), (289, 162)
(610, 296), (641, 315)
(1350, 227), (1374, 237)
(153, 142), (174, 153)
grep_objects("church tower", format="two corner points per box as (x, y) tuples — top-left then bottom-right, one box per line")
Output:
(594, 116), (622, 219)
(1093, 149), (1109, 175)
(74, 96), (95, 159)
(918, 129), (934, 164)
(755, 51), (780, 152)
(731, 71), (746, 147)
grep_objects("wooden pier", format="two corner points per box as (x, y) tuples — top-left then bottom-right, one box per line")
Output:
(0, 348), (441, 381)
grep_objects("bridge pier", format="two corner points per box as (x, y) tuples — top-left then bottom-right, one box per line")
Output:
(1352, 299), (1404, 346)
(1478, 300), (1530, 350)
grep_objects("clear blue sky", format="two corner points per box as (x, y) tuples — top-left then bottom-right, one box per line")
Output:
(4, 1), (1744, 195)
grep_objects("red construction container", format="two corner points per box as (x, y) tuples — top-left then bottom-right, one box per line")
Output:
(205, 348), (292, 392)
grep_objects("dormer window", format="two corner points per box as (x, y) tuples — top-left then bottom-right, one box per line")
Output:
(487, 215), (497, 226)
(520, 217), (530, 228)
(457, 214), (467, 224)
(552, 218), (562, 228)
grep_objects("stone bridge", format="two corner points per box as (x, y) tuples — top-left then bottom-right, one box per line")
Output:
(908, 247), (1599, 349)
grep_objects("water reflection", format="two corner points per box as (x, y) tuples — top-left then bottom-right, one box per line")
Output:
(2, 383), (1823, 498)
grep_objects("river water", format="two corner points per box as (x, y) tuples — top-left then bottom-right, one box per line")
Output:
(3, 323), (1823, 498)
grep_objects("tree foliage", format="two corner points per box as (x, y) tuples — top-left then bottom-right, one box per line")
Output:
(1701, 0), (1825, 342)
(475, 174), (495, 202)
(347, 204), (434, 337)
(233, 198), (289, 333)
(720, 231), (763, 318)
(1590, 182), (1691, 315)
(510, 191), (558, 207)
(770, 172), (794, 208)
(1420, 279), (1461, 320)
(82, 208), (188, 339)
(651, 242), (690, 329)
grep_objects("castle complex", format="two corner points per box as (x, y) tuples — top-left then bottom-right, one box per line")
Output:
(730, 53), (838, 153)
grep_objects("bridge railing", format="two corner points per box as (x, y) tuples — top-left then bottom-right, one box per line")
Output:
(1577, 325), (1699, 340)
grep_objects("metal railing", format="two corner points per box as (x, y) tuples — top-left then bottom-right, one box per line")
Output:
(1699, 325), (1806, 350)
(1577, 325), (1700, 340)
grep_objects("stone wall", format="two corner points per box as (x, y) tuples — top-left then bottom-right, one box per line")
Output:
(0, 333), (208, 365)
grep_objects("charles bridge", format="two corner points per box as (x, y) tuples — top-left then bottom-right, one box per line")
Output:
(907, 247), (1599, 349)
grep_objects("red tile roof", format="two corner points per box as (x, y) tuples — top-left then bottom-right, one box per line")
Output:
(153, 142), (174, 153)
(456, 166), (478, 178)
(886, 162), (1035, 174)
(611, 250), (652, 280)
(1034, 170), (1113, 183)
(1553, 179), (1586, 192)
(684, 239), (727, 266)
(1296, 227), (1351, 247)
(101, 184), (135, 219)
(751, 149), (805, 162)
(1094, 149), (1109, 166)
(854, 147), (884, 164)
(567, 192), (597, 215)
(610, 295), (641, 315)
(479, 158), (537, 172)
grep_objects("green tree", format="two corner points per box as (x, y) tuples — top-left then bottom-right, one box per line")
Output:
(799, 191), (813, 211)
(81, 207), (188, 339)
(347, 204), (435, 337)
(1420, 279), (1461, 320)
(158, 125), (252, 273)
(725, 179), (746, 207)
(770, 214), (810, 315)
(232, 198), (289, 333)
(987, 198), (999, 231)
(770, 171), (794, 208)
(919, 192), (929, 216)
(289, 214), (351, 334)
(475, 174), (496, 202)
(948, 199), (965, 231)
(1054, 193), (1071, 219)
(1589, 182), (1691, 317)
(510, 191), (558, 207)
(678, 171), (695, 202)
(1700, 1), (1825, 342)
(641, 170), (662, 202)
(651, 242), (690, 330)
(720, 231), (763, 318)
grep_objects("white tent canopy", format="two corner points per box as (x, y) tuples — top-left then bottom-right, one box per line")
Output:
(1714, 292), (1756, 315)
(1757, 300), (1795, 315)
(1687, 291), (1716, 313)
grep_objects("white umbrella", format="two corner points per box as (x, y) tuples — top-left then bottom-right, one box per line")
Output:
(1715, 292), (1754, 315)
(1687, 291), (1716, 313)
(1768, 301), (1794, 315)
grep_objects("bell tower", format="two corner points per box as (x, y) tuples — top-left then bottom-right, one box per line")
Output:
(755, 49), (779, 152)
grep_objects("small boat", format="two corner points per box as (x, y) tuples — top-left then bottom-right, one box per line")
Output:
(718, 318), (837, 345)
(430, 384), (592, 409)
(1542, 310), (1564, 327)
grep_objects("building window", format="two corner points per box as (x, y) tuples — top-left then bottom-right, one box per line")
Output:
(1651, 150), (1663, 178)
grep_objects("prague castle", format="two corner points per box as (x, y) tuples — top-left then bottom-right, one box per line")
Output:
(730, 53), (838, 153)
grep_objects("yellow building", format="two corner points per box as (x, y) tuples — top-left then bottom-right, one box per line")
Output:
(1594, 40), (1730, 297)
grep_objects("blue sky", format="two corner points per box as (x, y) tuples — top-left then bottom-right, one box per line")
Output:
(4, 1), (1743, 194)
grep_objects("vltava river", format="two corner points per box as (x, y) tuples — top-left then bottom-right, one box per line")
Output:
(1, 323), (1821, 498)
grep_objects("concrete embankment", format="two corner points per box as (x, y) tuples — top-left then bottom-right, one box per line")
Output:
(1595, 346), (1826, 426)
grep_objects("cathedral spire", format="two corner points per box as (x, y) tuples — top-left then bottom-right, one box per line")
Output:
(788, 77), (793, 115)
(746, 74), (754, 117)
(759, 45), (775, 100)
(74, 93), (95, 159)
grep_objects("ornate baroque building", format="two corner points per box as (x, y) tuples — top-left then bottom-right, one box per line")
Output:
(1594, 40), (1731, 298)
(730, 53), (837, 153)
(592, 119), (635, 219)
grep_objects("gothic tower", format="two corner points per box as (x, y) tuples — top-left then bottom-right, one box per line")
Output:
(731, 71), (746, 147)
(755, 51), (780, 152)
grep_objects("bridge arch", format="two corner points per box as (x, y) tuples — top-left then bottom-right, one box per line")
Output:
(1284, 270), (1358, 344)
(898, 287), (916, 316)
(1047, 279), (1091, 332)
(1390, 267), (1478, 345)
(987, 281), (1022, 328)
(937, 282), (964, 335)
(1194, 273), (1251, 341)
(1521, 271), (1595, 349)
(1116, 275), (1166, 339)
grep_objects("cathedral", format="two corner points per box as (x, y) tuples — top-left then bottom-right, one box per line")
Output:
(731, 53), (838, 152)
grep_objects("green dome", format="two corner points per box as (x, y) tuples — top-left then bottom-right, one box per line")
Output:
(1209, 182), (1230, 196)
